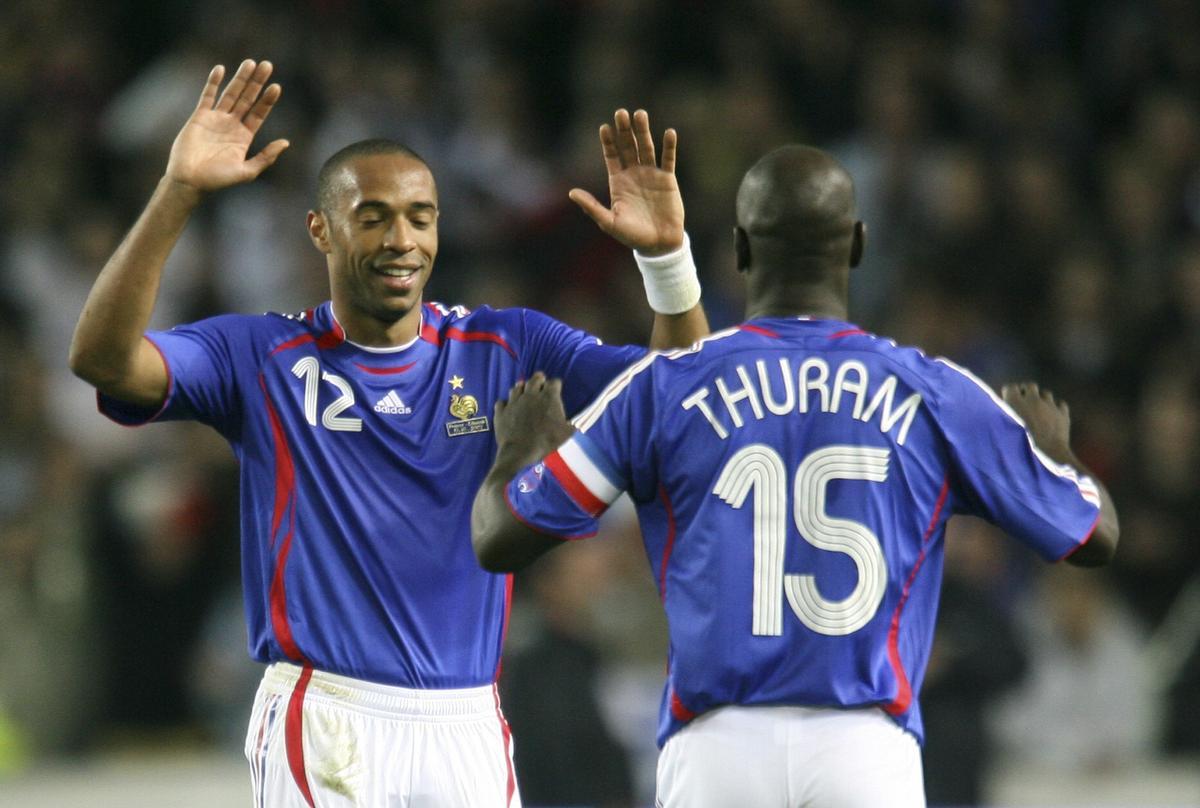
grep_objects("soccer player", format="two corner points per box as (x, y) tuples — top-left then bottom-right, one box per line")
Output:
(472, 144), (1119, 807)
(68, 59), (708, 807)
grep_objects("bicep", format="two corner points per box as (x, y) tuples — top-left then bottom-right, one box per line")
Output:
(94, 336), (170, 408)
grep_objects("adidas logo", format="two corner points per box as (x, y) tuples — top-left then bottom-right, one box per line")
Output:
(373, 390), (412, 415)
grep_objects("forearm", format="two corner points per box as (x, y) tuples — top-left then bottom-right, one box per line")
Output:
(472, 452), (562, 573)
(1043, 443), (1120, 566)
(69, 177), (201, 390)
(650, 305), (709, 351)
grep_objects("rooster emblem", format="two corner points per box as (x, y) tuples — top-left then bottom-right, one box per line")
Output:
(449, 394), (479, 420)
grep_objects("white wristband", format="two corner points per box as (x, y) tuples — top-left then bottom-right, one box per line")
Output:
(634, 232), (702, 315)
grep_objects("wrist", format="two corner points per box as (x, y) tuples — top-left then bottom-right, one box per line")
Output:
(157, 175), (206, 210)
(635, 231), (701, 315)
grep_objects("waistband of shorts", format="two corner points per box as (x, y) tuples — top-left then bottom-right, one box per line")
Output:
(262, 662), (498, 719)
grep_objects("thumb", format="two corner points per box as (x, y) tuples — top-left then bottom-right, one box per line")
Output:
(246, 139), (290, 177)
(568, 188), (614, 233)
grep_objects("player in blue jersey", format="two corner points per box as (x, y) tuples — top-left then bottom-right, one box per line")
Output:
(68, 59), (709, 807)
(473, 144), (1120, 807)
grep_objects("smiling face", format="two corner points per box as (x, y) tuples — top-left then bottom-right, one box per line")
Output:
(308, 152), (439, 345)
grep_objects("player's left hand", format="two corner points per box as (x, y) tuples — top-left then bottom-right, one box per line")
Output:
(1001, 382), (1074, 464)
(493, 373), (577, 466)
(569, 109), (684, 256)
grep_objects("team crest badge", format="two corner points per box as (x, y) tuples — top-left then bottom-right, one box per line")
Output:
(445, 375), (490, 437)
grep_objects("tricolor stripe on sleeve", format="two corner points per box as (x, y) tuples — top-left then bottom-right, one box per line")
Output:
(543, 433), (625, 517)
(936, 358), (1103, 507)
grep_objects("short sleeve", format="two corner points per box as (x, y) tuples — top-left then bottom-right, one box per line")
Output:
(518, 309), (645, 417)
(97, 315), (247, 437)
(507, 354), (660, 536)
(934, 358), (1102, 560)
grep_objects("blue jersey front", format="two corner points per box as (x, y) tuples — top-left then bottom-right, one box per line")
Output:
(100, 301), (643, 688)
(506, 317), (1101, 746)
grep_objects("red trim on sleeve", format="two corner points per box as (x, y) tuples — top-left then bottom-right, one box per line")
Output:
(1060, 511), (1103, 562)
(830, 328), (868, 338)
(502, 484), (597, 541)
(270, 333), (315, 356)
(284, 665), (316, 807)
(657, 485), (678, 601)
(883, 476), (950, 717)
(445, 327), (517, 358)
(738, 323), (779, 338)
(544, 451), (608, 518)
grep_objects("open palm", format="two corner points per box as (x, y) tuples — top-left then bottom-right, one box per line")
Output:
(570, 109), (685, 256)
(166, 59), (289, 193)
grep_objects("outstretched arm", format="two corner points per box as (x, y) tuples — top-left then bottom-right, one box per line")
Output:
(473, 374), (577, 572)
(1002, 383), (1119, 566)
(69, 59), (289, 406)
(570, 109), (709, 350)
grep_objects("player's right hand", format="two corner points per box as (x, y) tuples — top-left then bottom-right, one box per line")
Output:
(1001, 382), (1074, 464)
(164, 59), (290, 196)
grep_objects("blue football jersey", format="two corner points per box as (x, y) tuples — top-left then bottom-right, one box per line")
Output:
(505, 317), (1102, 746)
(100, 301), (643, 688)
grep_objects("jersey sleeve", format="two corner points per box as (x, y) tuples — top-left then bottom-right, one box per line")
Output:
(517, 308), (645, 417)
(933, 358), (1102, 560)
(97, 314), (247, 437)
(506, 354), (659, 537)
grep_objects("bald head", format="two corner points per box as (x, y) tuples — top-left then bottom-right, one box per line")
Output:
(733, 145), (865, 321)
(736, 145), (858, 261)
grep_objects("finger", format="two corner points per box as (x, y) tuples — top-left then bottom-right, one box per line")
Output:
(613, 108), (639, 168)
(243, 83), (283, 134)
(196, 65), (225, 112)
(632, 109), (656, 166)
(528, 371), (547, 391)
(245, 139), (290, 178)
(231, 60), (274, 119)
(494, 399), (506, 418)
(568, 188), (615, 233)
(597, 123), (622, 176)
(509, 379), (526, 399)
(661, 128), (678, 174)
(215, 59), (256, 113)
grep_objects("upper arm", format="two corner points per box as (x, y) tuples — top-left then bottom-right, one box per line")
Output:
(98, 316), (248, 434)
(519, 309), (645, 416)
(91, 335), (171, 408)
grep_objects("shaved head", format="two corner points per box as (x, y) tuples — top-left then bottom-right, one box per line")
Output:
(736, 145), (858, 260)
(733, 145), (865, 321)
(317, 139), (430, 214)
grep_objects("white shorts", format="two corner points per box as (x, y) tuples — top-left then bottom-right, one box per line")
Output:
(656, 704), (925, 808)
(244, 662), (521, 808)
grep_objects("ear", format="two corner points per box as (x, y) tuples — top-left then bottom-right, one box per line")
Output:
(307, 210), (332, 255)
(849, 221), (866, 268)
(734, 226), (751, 272)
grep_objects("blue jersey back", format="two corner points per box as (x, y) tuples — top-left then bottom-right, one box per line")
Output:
(505, 317), (1101, 745)
(100, 301), (643, 688)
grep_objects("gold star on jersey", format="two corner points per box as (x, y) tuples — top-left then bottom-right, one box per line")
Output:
(445, 376), (490, 437)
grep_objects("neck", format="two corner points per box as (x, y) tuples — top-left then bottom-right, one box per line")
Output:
(742, 266), (850, 322)
(331, 298), (423, 347)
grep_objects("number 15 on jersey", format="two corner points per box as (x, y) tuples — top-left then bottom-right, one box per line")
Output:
(714, 444), (890, 638)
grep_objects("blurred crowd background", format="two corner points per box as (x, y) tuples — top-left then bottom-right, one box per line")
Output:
(2, 0), (1199, 805)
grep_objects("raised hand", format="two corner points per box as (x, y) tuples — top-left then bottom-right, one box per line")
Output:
(165, 59), (290, 195)
(569, 109), (684, 256)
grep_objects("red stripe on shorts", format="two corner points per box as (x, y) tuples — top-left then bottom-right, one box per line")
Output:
(285, 665), (316, 807)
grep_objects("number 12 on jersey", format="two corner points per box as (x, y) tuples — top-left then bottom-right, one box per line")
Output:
(713, 444), (889, 638)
